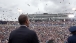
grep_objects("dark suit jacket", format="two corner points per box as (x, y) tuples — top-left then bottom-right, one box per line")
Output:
(67, 35), (76, 43)
(8, 26), (39, 43)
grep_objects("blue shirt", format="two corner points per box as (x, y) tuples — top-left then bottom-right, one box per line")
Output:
(68, 35), (76, 43)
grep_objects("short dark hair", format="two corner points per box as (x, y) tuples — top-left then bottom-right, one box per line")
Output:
(47, 40), (54, 43)
(18, 14), (28, 25)
(71, 31), (76, 35)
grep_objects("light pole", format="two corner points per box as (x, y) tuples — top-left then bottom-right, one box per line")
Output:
(68, 14), (75, 22)
(72, 8), (76, 19)
(72, 8), (76, 14)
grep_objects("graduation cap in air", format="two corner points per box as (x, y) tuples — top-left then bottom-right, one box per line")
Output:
(3, 14), (4, 15)
(60, 2), (61, 3)
(15, 18), (16, 19)
(46, 4), (47, 5)
(27, 4), (30, 6)
(69, 3), (70, 4)
(4, 18), (5, 19)
(3, 11), (4, 12)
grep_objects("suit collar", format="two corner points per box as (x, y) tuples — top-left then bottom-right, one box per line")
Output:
(20, 25), (27, 28)
(21, 25), (27, 27)
(20, 26), (26, 28)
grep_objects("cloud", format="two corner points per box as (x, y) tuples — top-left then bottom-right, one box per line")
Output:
(43, 0), (71, 13)
(0, 0), (76, 21)
(31, 0), (76, 13)
(31, 0), (40, 7)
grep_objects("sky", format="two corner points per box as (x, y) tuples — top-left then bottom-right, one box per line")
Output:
(0, 0), (76, 21)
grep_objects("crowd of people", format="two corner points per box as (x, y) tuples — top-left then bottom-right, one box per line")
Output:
(0, 20), (76, 43)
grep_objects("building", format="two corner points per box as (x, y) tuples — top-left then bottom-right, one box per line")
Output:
(26, 13), (74, 21)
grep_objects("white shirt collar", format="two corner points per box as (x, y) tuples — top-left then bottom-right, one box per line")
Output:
(20, 25), (27, 27)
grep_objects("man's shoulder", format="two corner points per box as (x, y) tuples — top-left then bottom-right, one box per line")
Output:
(10, 27), (20, 34)
(10, 27), (36, 36)
(29, 30), (36, 34)
(68, 36), (73, 39)
(68, 35), (76, 43)
(10, 29), (18, 34)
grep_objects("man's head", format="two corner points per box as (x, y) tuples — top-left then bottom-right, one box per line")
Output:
(47, 39), (54, 43)
(69, 26), (76, 35)
(18, 14), (30, 27)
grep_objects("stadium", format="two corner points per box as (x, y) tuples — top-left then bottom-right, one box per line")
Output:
(1, 0), (76, 43)
(27, 13), (75, 21)
(0, 13), (76, 43)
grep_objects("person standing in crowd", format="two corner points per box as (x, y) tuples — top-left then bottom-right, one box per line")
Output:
(8, 14), (39, 43)
(67, 26), (76, 43)
(46, 39), (54, 43)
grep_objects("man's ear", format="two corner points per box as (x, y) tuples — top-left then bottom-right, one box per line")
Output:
(25, 20), (28, 24)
